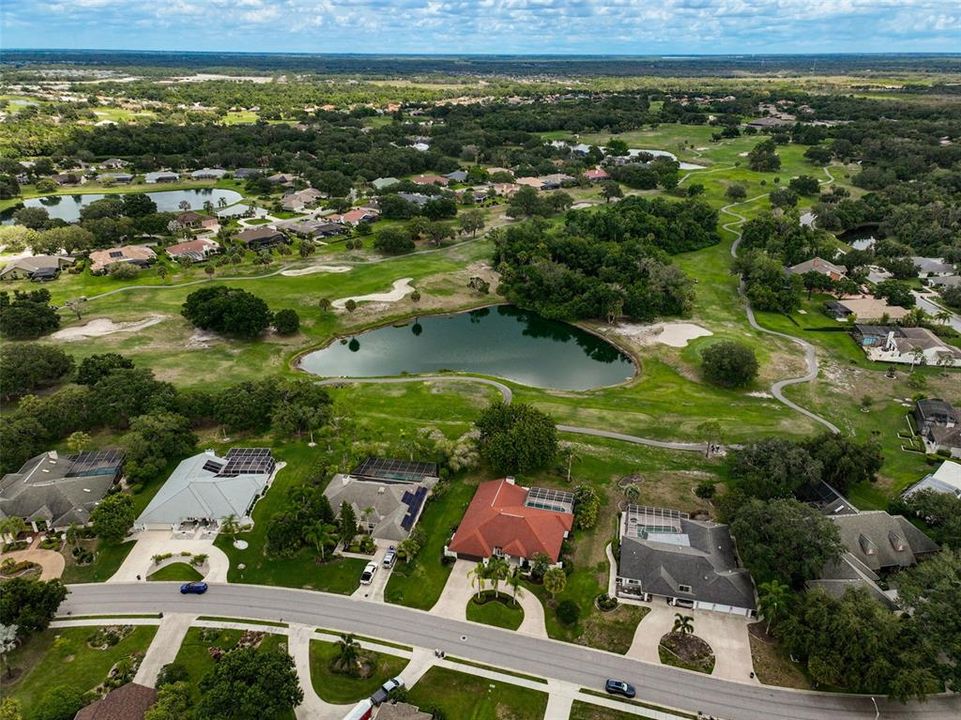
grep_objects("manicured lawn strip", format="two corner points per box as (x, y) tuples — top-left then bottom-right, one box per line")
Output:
(569, 701), (641, 720)
(61, 539), (136, 583)
(214, 442), (367, 592)
(445, 657), (547, 684)
(407, 666), (548, 720)
(465, 592), (524, 630)
(197, 616), (288, 628)
(384, 478), (477, 609)
(61, 614), (161, 620)
(578, 690), (699, 720)
(147, 562), (203, 581)
(5, 625), (158, 713)
(307, 639), (409, 704)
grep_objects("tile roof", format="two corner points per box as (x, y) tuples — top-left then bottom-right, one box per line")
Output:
(448, 479), (573, 562)
(788, 257), (846, 277)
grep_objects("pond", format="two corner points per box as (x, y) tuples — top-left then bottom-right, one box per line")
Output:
(5, 188), (243, 223)
(299, 305), (636, 391)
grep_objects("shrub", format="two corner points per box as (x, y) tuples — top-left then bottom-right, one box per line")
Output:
(556, 599), (581, 626)
(273, 308), (300, 335)
(156, 662), (189, 687)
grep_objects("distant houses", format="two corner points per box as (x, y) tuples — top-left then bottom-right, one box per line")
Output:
(787, 257), (846, 281)
(144, 170), (179, 184)
(166, 238), (221, 262)
(825, 297), (909, 323)
(190, 167), (227, 180)
(235, 226), (286, 250)
(913, 398), (961, 458)
(280, 187), (326, 212)
(0, 255), (75, 281)
(615, 505), (756, 617)
(89, 244), (157, 274)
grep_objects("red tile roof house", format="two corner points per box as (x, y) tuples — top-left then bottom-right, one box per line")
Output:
(411, 174), (450, 187)
(584, 168), (610, 182)
(445, 478), (574, 565)
(336, 207), (380, 226)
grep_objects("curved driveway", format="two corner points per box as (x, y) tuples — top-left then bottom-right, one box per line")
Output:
(317, 376), (709, 453)
(723, 179), (840, 434)
(61, 583), (959, 720)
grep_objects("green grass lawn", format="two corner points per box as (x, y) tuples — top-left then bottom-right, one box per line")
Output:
(308, 639), (409, 703)
(569, 702), (639, 720)
(406, 666), (548, 720)
(4, 625), (157, 714)
(60, 539), (136, 584)
(147, 562), (203, 582)
(171, 627), (290, 705)
(384, 478), (477, 609)
(465, 592), (525, 630)
(214, 441), (366, 592)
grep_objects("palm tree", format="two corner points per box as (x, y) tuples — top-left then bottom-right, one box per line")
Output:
(486, 556), (510, 599)
(542, 566), (566, 600)
(305, 522), (336, 562)
(0, 517), (27, 543)
(336, 633), (361, 674)
(219, 514), (239, 540)
(217, 197), (228, 209)
(507, 566), (524, 606)
(935, 309), (952, 325)
(468, 562), (487, 599)
(561, 443), (580, 484)
(623, 483), (641, 505)
(203, 200), (214, 213)
(757, 580), (790, 633)
(362, 506), (375, 532)
(672, 613), (694, 636)
(66, 522), (81, 549)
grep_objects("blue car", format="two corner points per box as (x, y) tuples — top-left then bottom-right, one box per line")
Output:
(180, 581), (208, 595)
(605, 679), (636, 698)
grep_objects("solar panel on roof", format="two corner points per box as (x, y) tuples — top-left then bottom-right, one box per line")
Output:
(351, 457), (438, 483)
(202, 459), (225, 474)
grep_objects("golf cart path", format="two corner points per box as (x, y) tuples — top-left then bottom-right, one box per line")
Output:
(317, 376), (710, 453)
(723, 165), (840, 434)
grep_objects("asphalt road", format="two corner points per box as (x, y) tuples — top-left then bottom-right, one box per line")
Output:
(62, 583), (959, 720)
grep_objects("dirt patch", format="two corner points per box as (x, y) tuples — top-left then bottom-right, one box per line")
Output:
(748, 622), (812, 689)
(658, 631), (716, 674)
(185, 328), (222, 349)
(608, 322), (713, 348)
(51, 315), (166, 341)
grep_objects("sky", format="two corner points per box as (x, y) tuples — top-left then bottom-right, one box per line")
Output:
(2, 0), (960, 55)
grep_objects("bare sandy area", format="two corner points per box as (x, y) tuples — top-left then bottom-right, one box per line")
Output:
(333, 278), (414, 309)
(281, 265), (352, 277)
(610, 321), (714, 348)
(51, 315), (166, 341)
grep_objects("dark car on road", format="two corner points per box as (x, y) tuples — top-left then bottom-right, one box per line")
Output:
(180, 581), (208, 595)
(605, 679), (636, 698)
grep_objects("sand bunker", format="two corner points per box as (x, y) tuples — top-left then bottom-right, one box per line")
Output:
(333, 278), (414, 309)
(612, 322), (713, 348)
(281, 265), (352, 277)
(51, 316), (165, 341)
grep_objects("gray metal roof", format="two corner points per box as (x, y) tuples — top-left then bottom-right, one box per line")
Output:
(618, 516), (756, 610)
(135, 450), (274, 527)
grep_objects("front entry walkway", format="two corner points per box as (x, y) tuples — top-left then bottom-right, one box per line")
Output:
(626, 602), (757, 683)
(133, 613), (195, 687)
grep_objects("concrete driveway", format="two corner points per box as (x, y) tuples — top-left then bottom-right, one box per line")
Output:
(108, 529), (230, 583)
(0, 545), (65, 580)
(350, 541), (393, 602)
(626, 602), (757, 683)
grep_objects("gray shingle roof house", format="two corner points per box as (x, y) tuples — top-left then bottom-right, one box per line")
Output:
(615, 506), (756, 616)
(0, 450), (125, 529)
(810, 511), (939, 608)
(914, 398), (961, 456)
(144, 171), (179, 183)
(235, 227), (286, 249)
(0, 255), (75, 281)
(74, 682), (157, 720)
(135, 449), (277, 530)
(323, 475), (435, 541)
(445, 170), (468, 183)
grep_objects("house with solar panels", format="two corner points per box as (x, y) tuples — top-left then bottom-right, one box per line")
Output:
(134, 449), (278, 532)
(0, 449), (125, 530)
(323, 457), (438, 541)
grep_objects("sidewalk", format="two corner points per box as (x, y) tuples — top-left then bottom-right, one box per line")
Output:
(133, 613), (196, 687)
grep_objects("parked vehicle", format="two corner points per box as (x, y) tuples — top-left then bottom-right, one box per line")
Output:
(383, 546), (397, 568)
(360, 562), (378, 585)
(370, 676), (405, 705)
(180, 581), (208, 595)
(605, 679), (636, 698)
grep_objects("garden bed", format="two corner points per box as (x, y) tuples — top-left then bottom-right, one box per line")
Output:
(466, 591), (524, 630)
(658, 632), (715, 674)
(308, 639), (409, 704)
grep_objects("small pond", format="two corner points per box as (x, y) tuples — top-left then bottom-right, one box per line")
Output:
(299, 305), (636, 391)
(4, 188), (242, 223)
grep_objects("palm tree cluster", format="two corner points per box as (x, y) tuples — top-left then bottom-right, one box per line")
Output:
(468, 557), (525, 606)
